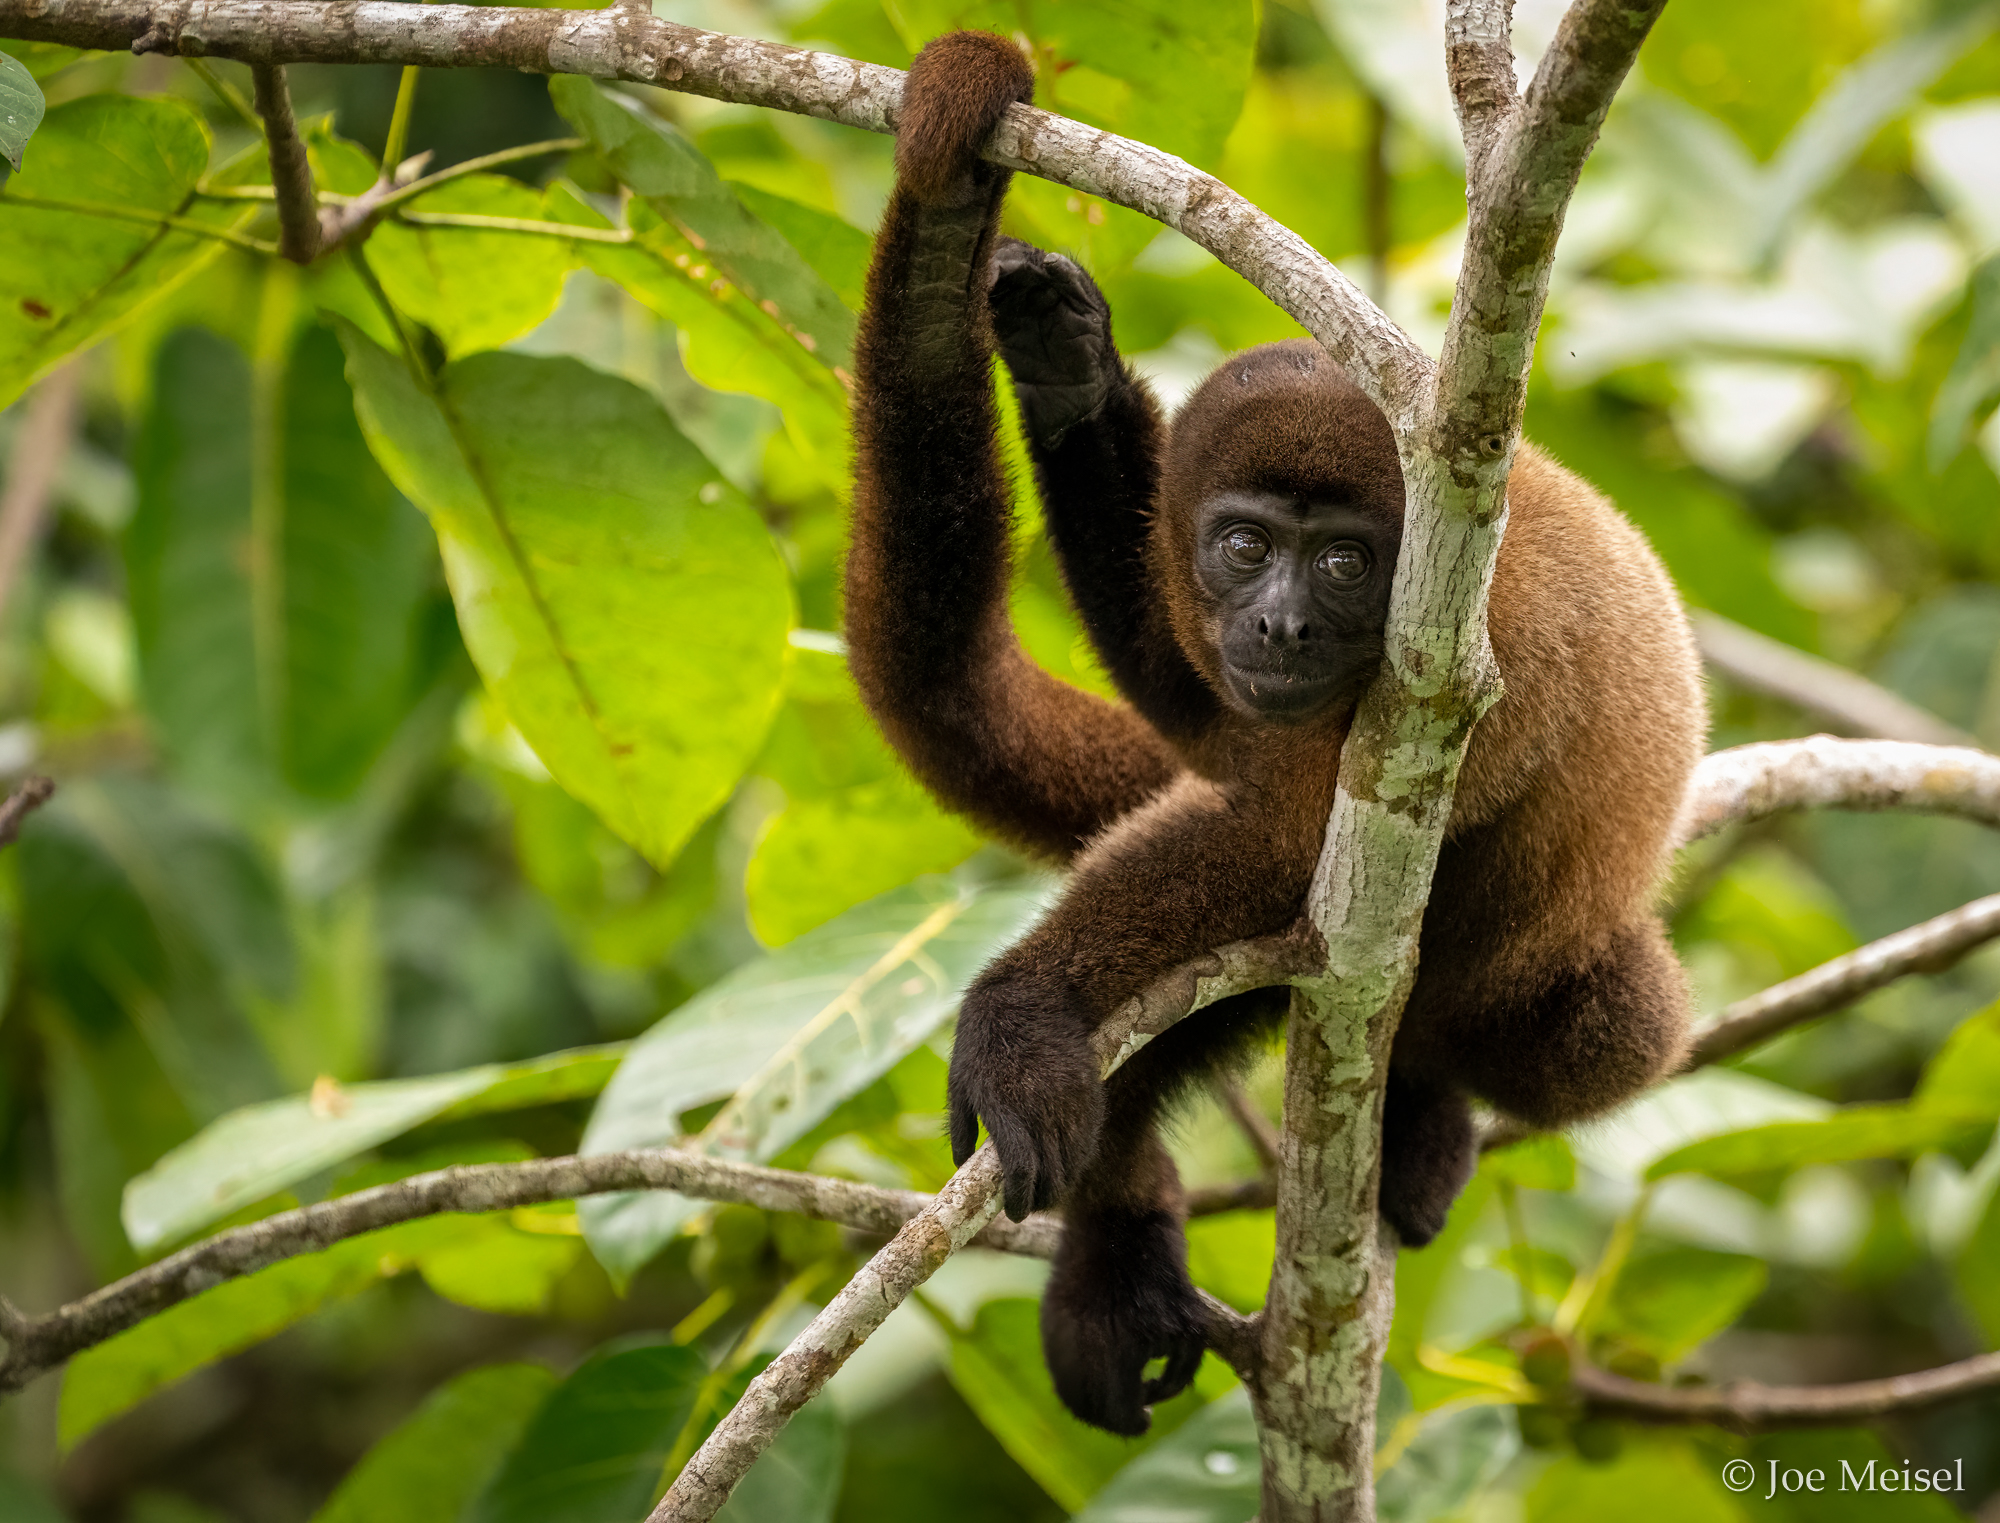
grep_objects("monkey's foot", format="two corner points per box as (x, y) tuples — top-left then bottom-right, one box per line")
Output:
(1379, 1075), (1475, 1247)
(1042, 1206), (1207, 1436)
(947, 969), (1105, 1220)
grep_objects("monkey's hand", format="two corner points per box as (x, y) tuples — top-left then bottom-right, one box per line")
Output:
(989, 237), (1121, 450)
(947, 968), (1105, 1221)
(1042, 1206), (1207, 1435)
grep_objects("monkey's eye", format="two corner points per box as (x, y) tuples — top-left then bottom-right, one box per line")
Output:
(1219, 526), (1271, 566)
(1318, 542), (1371, 582)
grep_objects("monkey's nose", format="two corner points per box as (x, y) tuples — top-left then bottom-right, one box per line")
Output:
(1257, 613), (1313, 646)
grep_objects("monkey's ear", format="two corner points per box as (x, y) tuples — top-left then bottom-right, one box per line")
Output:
(895, 31), (1035, 206)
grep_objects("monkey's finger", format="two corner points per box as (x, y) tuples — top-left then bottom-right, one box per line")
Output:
(987, 1113), (1041, 1222)
(947, 1091), (980, 1166)
(1140, 1338), (1204, 1406)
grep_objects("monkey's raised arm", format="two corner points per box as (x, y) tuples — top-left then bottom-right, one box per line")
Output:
(988, 247), (1221, 743)
(844, 33), (1181, 863)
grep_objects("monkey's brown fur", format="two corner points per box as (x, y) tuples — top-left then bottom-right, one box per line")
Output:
(845, 30), (1706, 1437)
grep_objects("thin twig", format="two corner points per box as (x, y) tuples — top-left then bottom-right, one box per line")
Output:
(1219, 1080), (1282, 1174)
(250, 62), (319, 261)
(1574, 1349), (2000, 1427)
(0, 776), (54, 850)
(1693, 610), (1974, 748)
(368, 135), (584, 216)
(0, 362), (82, 621)
(183, 57), (260, 129)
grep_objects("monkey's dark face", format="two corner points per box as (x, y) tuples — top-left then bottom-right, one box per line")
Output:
(1194, 490), (1398, 723)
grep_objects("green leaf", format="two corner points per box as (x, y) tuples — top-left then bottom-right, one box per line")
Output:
(407, 1215), (583, 1316)
(1930, 255), (2000, 471)
(541, 185), (851, 486)
(468, 1341), (705, 1523)
(0, 1472), (66, 1523)
(551, 76), (856, 369)
(276, 323), (438, 798)
(577, 873), (1048, 1282)
(1644, 1104), (1994, 1183)
(340, 327), (792, 869)
(1482, 1133), (1578, 1192)
(0, 48), (44, 170)
(1184, 1210), (1275, 1315)
(714, 1396), (844, 1523)
(1376, 1403), (1516, 1522)
(1956, 1174), (2000, 1347)
(1916, 1000), (2000, 1117)
(1070, 1388), (1258, 1523)
(1751, 7), (1998, 264)
(1526, 1437), (1744, 1523)
(61, 1244), (383, 1449)
(745, 777), (981, 946)
(126, 327), (265, 796)
(726, 183), (871, 311)
(1388, 1172), (1495, 1409)
(122, 1044), (625, 1252)
(934, 1298), (1199, 1513)
(311, 1364), (559, 1523)
(365, 177), (575, 358)
(1600, 1248), (1769, 1362)
(0, 95), (256, 408)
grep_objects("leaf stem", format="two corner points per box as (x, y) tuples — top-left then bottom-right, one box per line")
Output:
(0, 190), (277, 253)
(393, 209), (632, 242)
(381, 64), (420, 173)
(183, 57), (261, 129)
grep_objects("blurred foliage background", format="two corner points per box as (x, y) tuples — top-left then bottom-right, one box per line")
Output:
(2, 0), (2000, 1518)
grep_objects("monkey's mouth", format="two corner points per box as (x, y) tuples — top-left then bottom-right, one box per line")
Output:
(1222, 663), (1344, 720)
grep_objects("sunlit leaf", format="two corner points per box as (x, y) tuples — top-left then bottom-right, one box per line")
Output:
(1599, 1248), (1768, 1363)
(468, 1341), (705, 1523)
(552, 76), (855, 368)
(541, 184), (851, 486)
(578, 872), (1048, 1282)
(1645, 1104), (1994, 1183)
(0, 95), (258, 408)
(341, 327), (792, 869)
(407, 1215), (583, 1316)
(123, 1044), (625, 1252)
(728, 183), (871, 310)
(1526, 1437), (1742, 1523)
(311, 1364), (558, 1523)
(1185, 1210), (1275, 1315)
(1070, 1387), (1258, 1523)
(0, 48), (45, 170)
(933, 1297), (1200, 1512)
(1482, 1134), (1578, 1192)
(365, 177), (575, 357)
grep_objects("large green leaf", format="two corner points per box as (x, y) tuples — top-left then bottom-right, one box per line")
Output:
(1184, 1210), (1275, 1315)
(1598, 1248), (1769, 1363)
(365, 177), (576, 358)
(1070, 1388), (1258, 1523)
(935, 1297), (1200, 1512)
(1931, 255), (2000, 471)
(276, 323), (439, 797)
(0, 48), (44, 170)
(468, 1341), (705, 1523)
(578, 872), (1049, 1282)
(1526, 1438), (1744, 1523)
(123, 1043), (625, 1252)
(543, 185), (851, 486)
(1376, 1404), (1515, 1523)
(1957, 1175), (2000, 1348)
(551, 76), (856, 369)
(312, 1364), (559, 1523)
(0, 94), (256, 408)
(340, 328), (792, 869)
(1644, 1104), (1994, 1182)
(127, 327), (265, 796)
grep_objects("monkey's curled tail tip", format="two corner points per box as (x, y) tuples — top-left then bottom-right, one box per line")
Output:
(896, 30), (1035, 205)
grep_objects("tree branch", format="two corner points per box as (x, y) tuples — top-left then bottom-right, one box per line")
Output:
(649, 933), (1312, 1523)
(1573, 1349), (2000, 1428)
(0, 0), (1433, 427)
(1445, 0), (1518, 167)
(0, 775), (54, 850)
(249, 61), (318, 261)
(1678, 737), (2000, 842)
(1693, 610), (1974, 748)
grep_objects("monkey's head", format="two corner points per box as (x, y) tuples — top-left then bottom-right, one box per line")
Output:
(1154, 339), (1405, 726)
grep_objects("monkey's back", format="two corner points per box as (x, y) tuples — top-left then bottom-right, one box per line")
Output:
(1419, 444), (1706, 999)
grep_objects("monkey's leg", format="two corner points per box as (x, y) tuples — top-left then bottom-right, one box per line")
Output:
(1042, 990), (1285, 1435)
(1377, 1070), (1475, 1248)
(950, 773), (1327, 1217)
(1451, 917), (1692, 1131)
